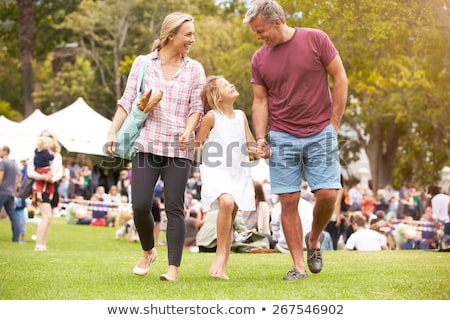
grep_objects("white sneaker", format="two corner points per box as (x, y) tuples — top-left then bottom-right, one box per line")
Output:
(34, 245), (47, 251)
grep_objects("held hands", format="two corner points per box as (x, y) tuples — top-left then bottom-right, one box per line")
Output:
(178, 132), (197, 151)
(256, 138), (272, 159)
(137, 89), (164, 113)
(247, 145), (260, 161)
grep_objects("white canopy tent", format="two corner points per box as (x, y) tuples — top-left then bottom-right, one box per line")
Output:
(0, 98), (112, 161)
(0, 109), (55, 161)
(0, 115), (19, 134)
(47, 97), (111, 156)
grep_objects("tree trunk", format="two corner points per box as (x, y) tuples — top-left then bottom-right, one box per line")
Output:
(365, 121), (384, 192)
(365, 119), (404, 191)
(17, 0), (34, 116)
(379, 123), (401, 188)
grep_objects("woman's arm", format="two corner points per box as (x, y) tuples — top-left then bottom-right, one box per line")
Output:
(179, 112), (202, 150)
(106, 106), (128, 156)
(26, 154), (45, 181)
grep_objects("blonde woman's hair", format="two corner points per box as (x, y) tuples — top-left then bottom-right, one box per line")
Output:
(243, 0), (286, 24)
(201, 75), (225, 114)
(152, 12), (194, 51)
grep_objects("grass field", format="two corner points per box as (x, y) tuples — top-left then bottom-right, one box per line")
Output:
(0, 216), (449, 300)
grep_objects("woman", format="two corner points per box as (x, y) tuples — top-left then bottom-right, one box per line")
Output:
(27, 129), (63, 251)
(107, 12), (206, 281)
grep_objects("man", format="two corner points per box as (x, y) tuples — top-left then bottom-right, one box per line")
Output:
(244, 0), (348, 280)
(343, 216), (389, 251)
(428, 185), (449, 224)
(0, 145), (22, 242)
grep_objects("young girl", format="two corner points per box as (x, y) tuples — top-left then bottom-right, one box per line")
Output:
(193, 75), (256, 279)
(34, 135), (55, 201)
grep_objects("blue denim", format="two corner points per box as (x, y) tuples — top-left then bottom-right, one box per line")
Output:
(321, 231), (334, 251)
(0, 194), (20, 242)
(268, 124), (341, 194)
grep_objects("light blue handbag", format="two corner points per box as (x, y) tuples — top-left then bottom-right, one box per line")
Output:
(114, 55), (148, 160)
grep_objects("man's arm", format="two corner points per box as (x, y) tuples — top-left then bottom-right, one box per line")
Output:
(326, 54), (348, 133)
(251, 84), (269, 140)
(252, 84), (271, 158)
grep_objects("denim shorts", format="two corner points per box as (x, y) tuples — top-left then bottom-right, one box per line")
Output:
(268, 124), (341, 194)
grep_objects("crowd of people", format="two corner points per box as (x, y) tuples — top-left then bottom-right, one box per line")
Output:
(2, 148), (449, 256)
(330, 181), (450, 251)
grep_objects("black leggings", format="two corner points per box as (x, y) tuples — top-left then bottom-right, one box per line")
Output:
(131, 153), (191, 267)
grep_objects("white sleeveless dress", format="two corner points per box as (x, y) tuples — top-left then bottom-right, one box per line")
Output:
(199, 110), (255, 212)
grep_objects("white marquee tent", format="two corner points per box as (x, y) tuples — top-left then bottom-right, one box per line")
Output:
(0, 97), (112, 161)
(0, 109), (54, 161)
(47, 97), (112, 156)
(0, 115), (19, 134)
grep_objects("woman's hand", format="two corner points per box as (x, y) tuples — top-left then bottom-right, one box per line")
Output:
(41, 173), (53, 183)
(106, 133), (117, 157)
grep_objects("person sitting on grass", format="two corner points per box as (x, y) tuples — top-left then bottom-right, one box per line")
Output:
(344, 215), (389, 251)
(66, 195), (91, 225)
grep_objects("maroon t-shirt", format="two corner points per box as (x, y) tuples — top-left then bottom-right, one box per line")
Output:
(251, 28), (338, 137)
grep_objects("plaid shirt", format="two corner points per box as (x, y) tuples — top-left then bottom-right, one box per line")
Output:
(117, 51), (206, 160)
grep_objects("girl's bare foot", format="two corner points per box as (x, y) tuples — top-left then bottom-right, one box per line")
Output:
(208, 257), (229, 280)
(208, 270), (229, 280)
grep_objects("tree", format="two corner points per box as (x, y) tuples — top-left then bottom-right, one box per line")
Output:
(16, 0), (33, 116)
(0, 1), (80, 115)
(59, 0), (217, 119)
(33, 54), (95, 112)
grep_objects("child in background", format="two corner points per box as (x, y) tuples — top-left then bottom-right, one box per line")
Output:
(33, 135), (54, 201)
(188, 75), (257, 279)
(14, 197), (27, 243)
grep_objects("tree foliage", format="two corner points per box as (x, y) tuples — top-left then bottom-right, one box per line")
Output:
(33, 54), (95, 112)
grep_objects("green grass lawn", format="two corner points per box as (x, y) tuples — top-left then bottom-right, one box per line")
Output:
(0, 216), (449, 300)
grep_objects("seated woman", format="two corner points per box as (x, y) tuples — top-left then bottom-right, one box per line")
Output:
(66, 195), (91, 225)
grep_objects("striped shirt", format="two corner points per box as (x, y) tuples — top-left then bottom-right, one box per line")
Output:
(117, 51), (206, 160)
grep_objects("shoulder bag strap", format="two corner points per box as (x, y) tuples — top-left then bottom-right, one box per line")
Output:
(136, 55), (149, 96)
